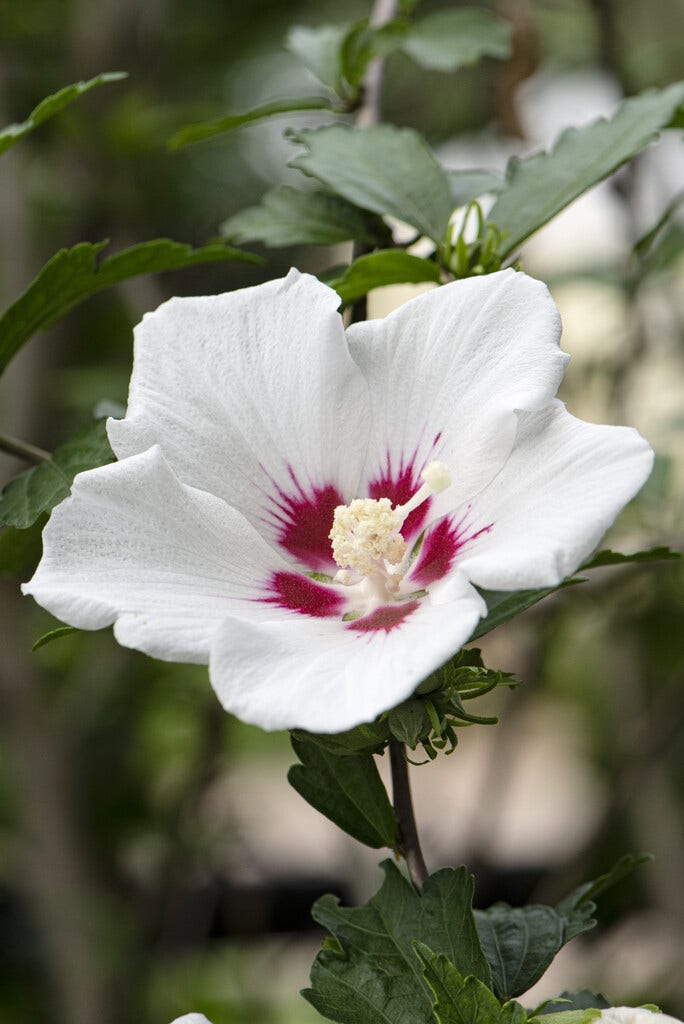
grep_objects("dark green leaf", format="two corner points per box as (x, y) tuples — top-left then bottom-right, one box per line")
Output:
(475, 855), (650, 1000)
(387, 701), (431, 749)
(292, 720), (391, 757)
(472, 580), (582, 639)
(534, 991), (611, 1016)
(490, 80), (684, 258)
(0, 238), (258, 374)
(582, 546), (680, 569)
(286, 24), (351, 92)
(0, 517), (45, 576)
(331, 250), (441, 304)
(0, 72), (127, 156)
(221, 185), (383, 247)
(288, 737), (397, 848)
(289, 124), (454, 242)
(0, 419), (115, 529)
(448, 168), (504, 205)
(168, 96), (336, 149)
(416, 944), (522, 1024)
(32, 626), (79, 652)
(403, 8), (512, 72)
(304, 861), (491, 1024)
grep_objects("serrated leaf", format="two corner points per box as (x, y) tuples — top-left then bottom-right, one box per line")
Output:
(288, 737), (397, 848)
(0, 419), (114, 529)
(32, 626), (79, 652)
(491, 80), (684, 258)
(221, 185), (383, 247)
(0, 517), (45, 576)
(448, 168), (504, 205)
(472, 580), (582, 640)
(475, 855), (649, 1000)
(304, 861), (491, 1024)
(0, 72), (127, 156)
(330, 250), (441, 304)
(286, 23), (351, 92)
(582, 546), (680, 569)
(402, 8), (512, 72)
(387, 700), (431, 749)
(289, 124), (454, 242)
(168, 96), (336, 149)
(0, 238), (258, 374)
(416, 944), (522, 1024)
(534, 991), (611, 1016)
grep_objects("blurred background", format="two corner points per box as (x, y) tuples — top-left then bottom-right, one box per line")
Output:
(0, 0), (683, 1022)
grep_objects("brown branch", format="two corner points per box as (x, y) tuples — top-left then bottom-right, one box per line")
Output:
(390, 739), (428, 889)
(0, 431), (51, 465)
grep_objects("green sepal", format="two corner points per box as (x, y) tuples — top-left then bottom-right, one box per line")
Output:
(387, 700), (432, 749)
(0, 419), (115, 530)
(32, 626), (79, 652)
(304, 860), (491, 1024)
(0, 72), (127, 156)
(287, 736), (397, 848)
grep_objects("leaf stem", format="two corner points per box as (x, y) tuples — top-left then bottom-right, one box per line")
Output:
(389, 738), (428, 889)
(0, 431), (50, 464)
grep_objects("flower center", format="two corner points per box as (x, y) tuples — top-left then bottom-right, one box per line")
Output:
(329, 461), (452, 593)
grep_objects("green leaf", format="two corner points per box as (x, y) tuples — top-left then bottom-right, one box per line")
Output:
(330, 251), (441, 304)
(490, 80), (684, 258)
(168, 96), (336, 149)
(387, 700), (431, 749)
(534, 991), (611, 1016)
(32, 626), (79, 652)
(402, 8), (512, 72)
(448, 169), (504, 206)
(472, 580), (582, 640)
(340, 19), (410, 92)
(286, 24), (351, 92)
(475, 855), (650, 1001)
(220, 185), (383, 247)
(582, 546), (680, 569)
(416, 944), (523, 1024)
(0, 238), (258, 375)
(304, 861), (491, 1024)
(288, 737), (397, 848)
(473, 904), (589, 1001)
(0, 517), (45, 576)
(0, 419), (114, 529)
(292, 720), (391, 757)
(529, 1012), (603, 1024)
(289, 124), (454, 242)
(0, 72), (127, 156)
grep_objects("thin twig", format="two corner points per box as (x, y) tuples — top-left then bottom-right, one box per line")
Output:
(0, 431), (51, 464)
(390, 739), (428, 890)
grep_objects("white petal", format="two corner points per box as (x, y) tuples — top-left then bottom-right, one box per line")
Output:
(108, 270), (370, 568)
(346, 269), (568, 519)
(456, 401), (654, 589)
(23, 447), (295, 662)
(169, 1016), (214, 1024)
(209, 580), (485, 732)
(600, 1010), (683, 1024)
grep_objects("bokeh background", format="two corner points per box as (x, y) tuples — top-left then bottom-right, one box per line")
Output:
(0, 1), (683, 1022)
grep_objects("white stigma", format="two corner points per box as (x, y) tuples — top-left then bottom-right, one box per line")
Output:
(329, 460), (452, 581)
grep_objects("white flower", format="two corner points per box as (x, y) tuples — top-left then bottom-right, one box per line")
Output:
(169, 1015), (213, 1024)
(599, 1008), (683, 1024)
(23, 269), (653, 733)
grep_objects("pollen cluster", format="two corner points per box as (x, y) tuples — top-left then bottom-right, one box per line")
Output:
(329, 498), (407, 576)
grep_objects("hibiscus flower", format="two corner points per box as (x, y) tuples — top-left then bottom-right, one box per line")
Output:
(23, 269), (652, 732)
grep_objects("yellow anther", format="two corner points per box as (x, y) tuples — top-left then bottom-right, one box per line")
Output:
(329, 498), (407, 576)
